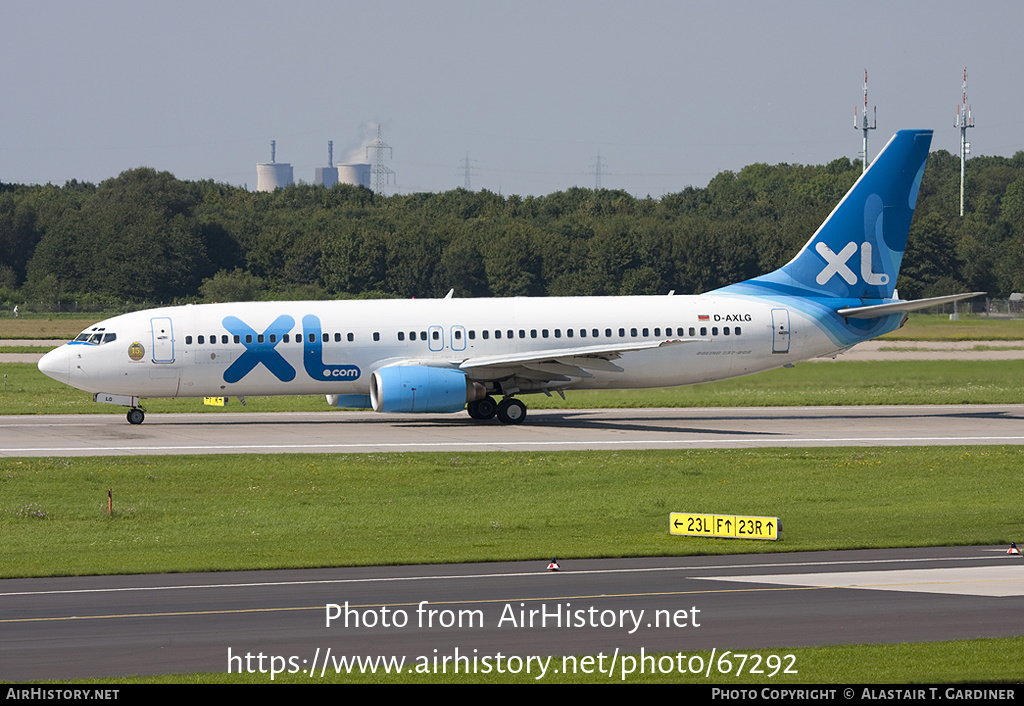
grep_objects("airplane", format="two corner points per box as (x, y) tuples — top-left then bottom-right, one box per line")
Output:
(38, 129), (982, 426)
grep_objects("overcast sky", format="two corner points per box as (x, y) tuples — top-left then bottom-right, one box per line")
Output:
(2, 0), (1021, 196)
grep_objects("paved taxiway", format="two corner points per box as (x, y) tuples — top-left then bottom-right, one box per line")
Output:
(2, 404), (1023, 457)
(2, 547), (1021, 681)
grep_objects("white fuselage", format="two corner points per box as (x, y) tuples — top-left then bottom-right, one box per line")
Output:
(39, 294), (842, 401)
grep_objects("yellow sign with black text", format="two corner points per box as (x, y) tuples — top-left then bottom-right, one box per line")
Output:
(203, 397), (226, 406)
(670, 512), (778, 540)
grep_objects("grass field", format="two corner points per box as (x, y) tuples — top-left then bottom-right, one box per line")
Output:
(3, 447), (1021, 578)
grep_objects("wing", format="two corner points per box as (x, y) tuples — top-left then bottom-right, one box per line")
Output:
(456, 338), (702, 393)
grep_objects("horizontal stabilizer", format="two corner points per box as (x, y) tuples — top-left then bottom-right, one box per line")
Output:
(836, 292), (985, 319)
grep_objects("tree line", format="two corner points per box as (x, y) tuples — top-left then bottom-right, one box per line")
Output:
(2, 147), (1023, 314)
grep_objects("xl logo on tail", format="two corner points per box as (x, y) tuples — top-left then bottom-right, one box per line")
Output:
(815, 241), (888, 287)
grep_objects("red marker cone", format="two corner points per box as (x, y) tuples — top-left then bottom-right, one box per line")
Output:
(1008, 542), (1021, 555)
(547, 558), (560, 571)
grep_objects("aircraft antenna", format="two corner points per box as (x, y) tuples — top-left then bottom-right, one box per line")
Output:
(854, 70), (877, 172)
(366, 125), (395, 194)
(954, 66), (975, 217)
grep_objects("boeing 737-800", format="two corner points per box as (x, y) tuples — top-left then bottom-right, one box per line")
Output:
(38, 130), (980, 425)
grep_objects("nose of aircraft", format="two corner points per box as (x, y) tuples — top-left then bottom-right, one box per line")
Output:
(38, 345), (72, 385)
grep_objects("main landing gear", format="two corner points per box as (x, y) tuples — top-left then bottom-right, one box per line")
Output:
(466, 396), (527, 424)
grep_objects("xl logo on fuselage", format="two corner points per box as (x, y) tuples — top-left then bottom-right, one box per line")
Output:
(221, 314), (360, 384)
(815, 241), (888, 286)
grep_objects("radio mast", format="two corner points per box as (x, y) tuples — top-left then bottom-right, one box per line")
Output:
(854, 70), (877, 172)
(954, 67), (975, 217)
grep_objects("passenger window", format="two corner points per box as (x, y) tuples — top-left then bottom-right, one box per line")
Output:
(347, 333), (354, 342)
(483, 330), (489, 340)
(186, 336), (193, 345)
(235, 335), (242, 344)
(688, 327), (695, 337)
(455, 330), (462, 340)
(724, 327), (730, 335)
(735, 327), (742, 335)
(432, 331), (439, 340)
(642, 328), (649, 337)
(283, 334), (290, 343)
(531, 330), (537, 339)
(493, 330), (500, 339)
(198, 335), (205, 344)
(398, 332), (405, 341)
(246, 335), (253, 344)
(700, 328), (706, 336)
(654, 328), (661, 337)
(269, 334), (276, 343)
(308, 333), (315, 343)
(335, 333), (342, 342)
(619, 328), (625, 337)
(712, 327), (718, 336)
(542, 329), (548, 338)
(374, 332), (381, 342)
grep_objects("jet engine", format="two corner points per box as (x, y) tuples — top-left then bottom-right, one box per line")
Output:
(370, 366), (486, 413)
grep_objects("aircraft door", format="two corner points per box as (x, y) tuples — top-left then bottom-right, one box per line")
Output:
(771, 308), (790, 354)
(151, 317), (175, 363)
(428, 326), (444, 352)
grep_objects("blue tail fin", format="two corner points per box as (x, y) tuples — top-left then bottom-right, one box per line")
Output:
(719, 129), (932, 301)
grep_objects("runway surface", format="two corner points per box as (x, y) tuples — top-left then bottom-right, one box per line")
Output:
(2, 547), (1021, 681)
(2, 404), (1024, 457)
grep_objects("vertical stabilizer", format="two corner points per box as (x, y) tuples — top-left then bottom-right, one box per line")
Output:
(719, 129), (932, 301)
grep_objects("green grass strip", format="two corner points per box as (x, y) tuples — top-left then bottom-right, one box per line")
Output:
(3, 447), (1022, 578)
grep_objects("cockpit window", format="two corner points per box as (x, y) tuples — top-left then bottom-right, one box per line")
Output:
(73, 329), (116, 345)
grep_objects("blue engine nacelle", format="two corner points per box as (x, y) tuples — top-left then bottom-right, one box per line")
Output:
(370, 365), (486, 413)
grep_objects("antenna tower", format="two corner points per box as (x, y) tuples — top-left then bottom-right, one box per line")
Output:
(954, 66), (975, 217)
(854, 70), (877, 172)
(366, 125), (395, 194)
(591, 149), (607, 189)
(459, 152), (479, 190)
